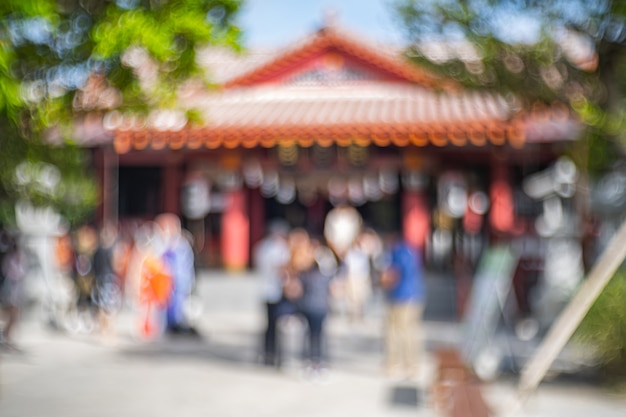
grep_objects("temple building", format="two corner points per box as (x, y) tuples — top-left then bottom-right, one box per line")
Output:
(83, 22), (580, 301)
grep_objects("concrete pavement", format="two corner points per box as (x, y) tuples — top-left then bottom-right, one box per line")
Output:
(1, 270), (625, 417)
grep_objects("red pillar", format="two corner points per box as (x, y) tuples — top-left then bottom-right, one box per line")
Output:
(402, 191), (430, 252)
(221, 189), (249, 271)
(489, 162), (514, 236)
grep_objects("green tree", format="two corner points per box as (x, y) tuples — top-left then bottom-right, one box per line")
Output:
(393, 0), (626, 172)
(577, 270), (626, 381)
(0, 0), (242, 227)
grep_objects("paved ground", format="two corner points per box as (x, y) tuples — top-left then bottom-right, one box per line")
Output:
(1, 270), (626, 417)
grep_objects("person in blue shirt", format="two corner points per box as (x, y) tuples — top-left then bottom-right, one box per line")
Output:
(380, 233), (426, 379)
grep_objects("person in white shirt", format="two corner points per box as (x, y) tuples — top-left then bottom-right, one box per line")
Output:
(253, 220), (291, 367)
(343, 235), (372, 322)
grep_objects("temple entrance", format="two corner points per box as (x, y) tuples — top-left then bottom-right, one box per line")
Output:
(118, 166), (162, 219)
(262, 190), (402, 240)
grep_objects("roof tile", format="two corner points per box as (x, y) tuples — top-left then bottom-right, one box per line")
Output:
(103, 26), (577, 153)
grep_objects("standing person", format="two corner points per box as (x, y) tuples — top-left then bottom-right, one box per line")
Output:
(343, 235), (372, 323)
(55, 231), (75, 281)
(134, 221), (172, 340)
(380, 233), (426, 380)
(92, 223), (121, 340)
(253, 220), (291, 367)
(0, 234), (27, 351)
(71, 225), (98, 333)
(125, 223), (153, 310)
(291, 232), (336, 378)
(155, 213), (196, 334)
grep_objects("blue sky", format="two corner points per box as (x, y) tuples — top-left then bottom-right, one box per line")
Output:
(236, 0), (406, 48)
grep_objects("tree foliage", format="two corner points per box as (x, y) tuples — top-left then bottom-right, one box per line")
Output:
(392, 0), (626, 172)
(576, 270), (626, 380)
(0, 0), (242, 226)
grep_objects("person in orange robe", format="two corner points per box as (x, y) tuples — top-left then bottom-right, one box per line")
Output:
(138, 253), (172, 339)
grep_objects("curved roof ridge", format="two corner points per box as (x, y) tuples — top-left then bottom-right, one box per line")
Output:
(223, 22), (453, 90)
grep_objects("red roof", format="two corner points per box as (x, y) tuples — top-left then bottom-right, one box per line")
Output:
(106, 24), (577, 154)
(221, 25), (448, 89)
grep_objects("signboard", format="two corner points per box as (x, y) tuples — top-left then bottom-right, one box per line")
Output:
(461, 245), (518, 379)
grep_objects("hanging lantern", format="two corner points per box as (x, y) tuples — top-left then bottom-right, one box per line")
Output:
(402, 170), (428, 191)
(348, 176), (366, 206)
(312, 143), (334, 167)
(363, 173), (382, 201)
(328, 176), (348, 206)
(277, 142), (298, 166)
(347, 143), (368, 166)
(276, 177), (296, 204)
(243, 159), (264, 188)
(261, 170), (279, 198)
(379, 169), (399, 194)
(438, 171), (467, 219)
(217, 171), (243, 191)
(297, 179), (318, 206)
(181, 173), (211, 220)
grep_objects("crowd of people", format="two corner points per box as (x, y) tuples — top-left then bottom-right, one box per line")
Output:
(254, 205), (426, 381)
(2, 207), (426, 382)
(67, 213), (197, 341)
(0, 212), (197, 350)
